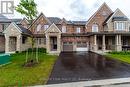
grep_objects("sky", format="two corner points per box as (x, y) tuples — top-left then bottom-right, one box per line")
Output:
(2, 0), (130, 21)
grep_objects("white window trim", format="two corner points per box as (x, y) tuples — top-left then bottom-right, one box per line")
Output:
(62, 26), (66, 33)
(92, 24), (98, 32)
(76, 27), (81, 33)
(114, 21), (126, 31)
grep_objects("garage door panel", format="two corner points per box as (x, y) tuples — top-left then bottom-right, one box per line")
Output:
(63, 45), (73, 51)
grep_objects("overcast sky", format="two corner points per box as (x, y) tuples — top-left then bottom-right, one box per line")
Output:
(4, 0), (130, 21)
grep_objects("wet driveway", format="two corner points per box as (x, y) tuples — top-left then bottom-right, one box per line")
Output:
(47, 52), (130, 84)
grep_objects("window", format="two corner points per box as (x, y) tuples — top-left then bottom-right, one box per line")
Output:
(92, 24), (98, 32)
(76, 27), (80, 33)
(36, 38), (42, 45)
(62, 26), (66, 33)
(44, 25), (49, 30)
(114, 22), (126, 30)
(3, 24), (9, 30)
(37, 24), (41, 32)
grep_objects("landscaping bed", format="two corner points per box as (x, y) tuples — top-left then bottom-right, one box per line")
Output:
(0, 52), (57, 87)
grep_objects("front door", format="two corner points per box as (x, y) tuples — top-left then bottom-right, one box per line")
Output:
(50, 37), (57, 51)
(9, 37), (17, 52)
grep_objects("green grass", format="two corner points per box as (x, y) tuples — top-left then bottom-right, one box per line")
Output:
(0, 52), (57, 87)
(106, 51), (130, 64)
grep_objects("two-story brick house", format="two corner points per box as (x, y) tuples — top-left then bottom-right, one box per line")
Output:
(1, 3), (130, 54)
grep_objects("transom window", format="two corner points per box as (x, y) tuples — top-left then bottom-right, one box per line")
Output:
(92, 24), (98, 32)
(114, 22), (126, 30)
(62, 26), (66, 33)
(76, 27), (80, 33)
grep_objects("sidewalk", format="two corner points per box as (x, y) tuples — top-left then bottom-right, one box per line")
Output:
(31, 77), (130, 87)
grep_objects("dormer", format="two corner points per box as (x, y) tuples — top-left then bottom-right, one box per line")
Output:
(20, 18), (30, 28)
(106, 8), (129, 32)
(29, 12), (51, 33)
(59, 18), (68, 33)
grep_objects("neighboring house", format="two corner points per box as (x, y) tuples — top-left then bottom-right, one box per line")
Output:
(0, 2), (130, 54)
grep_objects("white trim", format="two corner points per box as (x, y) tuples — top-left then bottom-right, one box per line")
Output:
(106, 8), (128, 23)
(45, 23), (61, 34)
(3, 22), (22, 34)
(86, 2), (113, 26)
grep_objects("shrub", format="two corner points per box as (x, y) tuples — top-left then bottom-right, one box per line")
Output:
(27, 48), (46, 53)
(108, 51), (130, 55)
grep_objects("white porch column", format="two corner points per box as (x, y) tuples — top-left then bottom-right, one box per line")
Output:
(115, 35), (122, 51)
(102, 35), (106, 51)
(93, 35), (97, 51)
(5, 35), (9, 53)
(17, 35), (21, 52)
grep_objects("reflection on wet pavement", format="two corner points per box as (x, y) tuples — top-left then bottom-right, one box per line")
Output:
(47, 52), (130, 84)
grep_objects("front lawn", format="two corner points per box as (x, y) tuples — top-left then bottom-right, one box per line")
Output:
(0, 52), (57, 87)
(106, 51), (130, 64)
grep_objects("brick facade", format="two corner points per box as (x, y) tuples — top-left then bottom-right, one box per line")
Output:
(86, 3), (112, 32)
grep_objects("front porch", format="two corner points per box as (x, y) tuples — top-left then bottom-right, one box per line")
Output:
(90, 34), (130, 52)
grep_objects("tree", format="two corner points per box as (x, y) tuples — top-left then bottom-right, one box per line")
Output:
(15, 0), (38, 64)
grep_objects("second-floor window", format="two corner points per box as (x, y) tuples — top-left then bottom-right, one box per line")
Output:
(37, 24), (41, 32)
(62, 26), (66, 33)
(114, 22), (126, 30)
(44, 25), (49, 30)
(3, 24), (9, 30)
(76, 27), (80, 33)
(92, 24), (98, 32)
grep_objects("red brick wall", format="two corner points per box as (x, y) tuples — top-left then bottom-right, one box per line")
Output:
(86, 4), (112, 32)
(61, 36), (88, 42)
(56, 24), (85, 34)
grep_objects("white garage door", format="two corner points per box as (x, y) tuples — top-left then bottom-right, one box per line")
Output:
(76, 42), (88, 51)
(76, 47), (88, 51)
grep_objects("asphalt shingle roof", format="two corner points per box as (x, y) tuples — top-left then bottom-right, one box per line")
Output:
(47, 17), (61, 24)
(18, 25), (32, 35)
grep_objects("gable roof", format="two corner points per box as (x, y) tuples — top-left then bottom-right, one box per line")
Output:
(3, 22), (32, 35)
(106, 8), (128, 23)
(32, 13), (51, 25)
(45, 23), (61, 33)
(59, 18), (68, 24)
(3, 22), (22, 33)
(86, 2), (113, 26)
(20, 18), (30, 24)
(17, 25), (32, 35)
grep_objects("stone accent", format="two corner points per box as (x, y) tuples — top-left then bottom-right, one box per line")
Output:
(102, 35), (106, 51)
(93, 35), (98, 51)
(115, 35), (122, 51)
(45, 23), (61, 54)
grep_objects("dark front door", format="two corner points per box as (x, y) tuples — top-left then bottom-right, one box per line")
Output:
(50, 37), (57, 51)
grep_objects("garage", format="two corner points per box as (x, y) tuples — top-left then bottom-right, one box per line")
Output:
(76, 42), (88, 51)
(63, 42), (73, 52)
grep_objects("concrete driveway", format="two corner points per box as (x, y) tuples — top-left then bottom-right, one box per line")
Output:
(47, 52), (130, 84)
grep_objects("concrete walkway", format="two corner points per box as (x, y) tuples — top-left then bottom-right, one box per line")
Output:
(32, 77), (130, 87)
